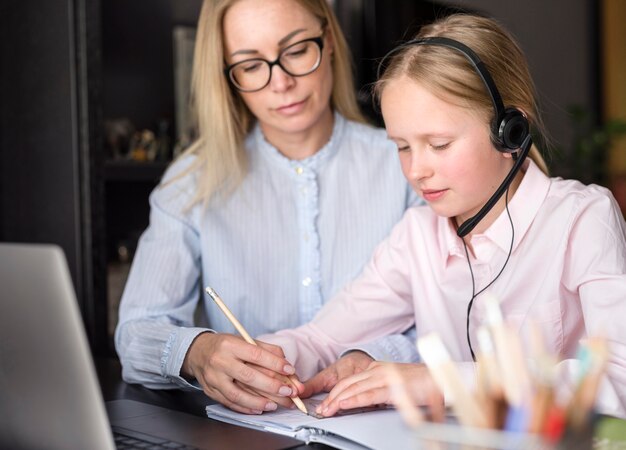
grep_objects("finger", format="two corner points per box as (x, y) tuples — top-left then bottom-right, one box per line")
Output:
(336, 386), (389, 412)
(211, 390), (264, 415)
(257, 340), (286, 359)
(315, 372), (367, 415)
(321, 375), (389, 417)
(319, 364), (392, 414)
(317, 368), (376, 413)
(220, 358), (296, 399)
(250, 364), (304, 397)
(197, 373), (278, 414)
(234, 342), (295, 376)
(302, 369), (338, 398)
(286, 374), (306, 395)
(236, 381), (295, 409)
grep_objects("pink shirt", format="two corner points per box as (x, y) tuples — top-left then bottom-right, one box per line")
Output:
(262, 160), (626, 417)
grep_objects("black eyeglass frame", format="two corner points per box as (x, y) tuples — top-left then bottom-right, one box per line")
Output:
(224, 36), (325, 93)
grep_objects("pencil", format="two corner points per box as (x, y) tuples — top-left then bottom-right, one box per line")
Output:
(205, 286), (308, 415)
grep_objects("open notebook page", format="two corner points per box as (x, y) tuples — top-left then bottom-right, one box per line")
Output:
(206, 394), (543, 450)
(206, 394), (414, 450)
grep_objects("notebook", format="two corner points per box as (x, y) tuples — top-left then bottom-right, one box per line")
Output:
(206, 396), (409, 450)
(206, 397), (543, 450)
(0, 242), (299, 450)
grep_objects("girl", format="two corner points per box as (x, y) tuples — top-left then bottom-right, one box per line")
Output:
(115, 0), (419, 415)
(262, 13), (626, 419)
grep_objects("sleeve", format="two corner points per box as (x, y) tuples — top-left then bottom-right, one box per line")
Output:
(260, 218), (417, 380)
(114, 169), (210, 390)
(340, 326), (420, 363)
(336, 186), (424, 364)
(560, 189), (626, 417)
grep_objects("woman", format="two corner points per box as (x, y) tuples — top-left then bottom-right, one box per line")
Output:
(115, 0), (418, 414)
(262, 13), (626, 419)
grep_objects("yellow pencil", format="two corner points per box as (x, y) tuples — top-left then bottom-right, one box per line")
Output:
(205, 286), (308, 415)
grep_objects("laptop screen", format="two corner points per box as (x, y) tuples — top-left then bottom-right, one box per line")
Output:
(0, 243), (115, 450)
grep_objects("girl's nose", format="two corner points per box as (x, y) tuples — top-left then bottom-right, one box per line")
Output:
(407, 150), (431, 181)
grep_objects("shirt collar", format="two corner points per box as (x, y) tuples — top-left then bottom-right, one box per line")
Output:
(438, 159), (551, 264)
(254, 111), (345, 177)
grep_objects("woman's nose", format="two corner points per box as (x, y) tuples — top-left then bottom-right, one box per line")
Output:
(269, 64), (295, 92)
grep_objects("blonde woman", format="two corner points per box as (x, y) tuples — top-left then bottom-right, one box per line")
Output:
(115, 0), (419, 414)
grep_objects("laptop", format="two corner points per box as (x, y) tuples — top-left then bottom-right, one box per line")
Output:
(0, 243), (299, 450)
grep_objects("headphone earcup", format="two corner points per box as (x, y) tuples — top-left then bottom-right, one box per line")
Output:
(492, 108), (529, 152)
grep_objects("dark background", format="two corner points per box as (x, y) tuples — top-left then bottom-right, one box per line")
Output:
(0, 0), (609, 356)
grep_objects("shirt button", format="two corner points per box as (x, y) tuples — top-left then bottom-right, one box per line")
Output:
(295, 167), (303, 175)
(302, 277), (312, 287)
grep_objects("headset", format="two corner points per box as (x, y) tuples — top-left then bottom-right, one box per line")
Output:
(378, 36), (533, 238)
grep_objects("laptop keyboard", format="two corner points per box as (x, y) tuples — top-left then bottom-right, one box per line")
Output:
(113, 427), (198, 449)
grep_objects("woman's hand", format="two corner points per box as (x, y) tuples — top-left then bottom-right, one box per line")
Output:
(182, 332), (303, 414)
(301, 351), (374, 398)
(315, 361), (444, 419)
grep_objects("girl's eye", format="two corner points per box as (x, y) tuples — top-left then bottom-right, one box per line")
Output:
(431, 143), (450, 151)
(397, 145), (410, 152)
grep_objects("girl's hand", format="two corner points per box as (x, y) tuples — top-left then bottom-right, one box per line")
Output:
(301, 351), (374, 398)
(315, 362), (444, 419)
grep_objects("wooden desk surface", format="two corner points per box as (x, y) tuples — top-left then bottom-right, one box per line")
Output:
(95, 357), (330, 450)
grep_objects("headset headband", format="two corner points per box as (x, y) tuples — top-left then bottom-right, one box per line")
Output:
(378, 36), (506, 126)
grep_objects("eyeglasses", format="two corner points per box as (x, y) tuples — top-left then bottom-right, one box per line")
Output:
(224, 36), (325, 92)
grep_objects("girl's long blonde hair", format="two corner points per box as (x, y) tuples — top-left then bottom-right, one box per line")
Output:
(171, 0), (365, 207)
(375, 14), (549, 174)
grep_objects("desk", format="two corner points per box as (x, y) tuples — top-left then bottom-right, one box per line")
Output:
(95, 357), (331, 450)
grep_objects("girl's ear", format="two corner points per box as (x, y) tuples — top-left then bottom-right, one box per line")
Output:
(501, 151), (516, 160)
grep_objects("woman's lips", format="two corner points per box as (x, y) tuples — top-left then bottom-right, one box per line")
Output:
(421, 188), (448, 202)
(275, 99), (307, 115)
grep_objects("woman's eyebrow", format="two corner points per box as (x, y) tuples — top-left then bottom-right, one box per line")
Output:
(230, 28), (307, 58)
(278, 28), (306, 46)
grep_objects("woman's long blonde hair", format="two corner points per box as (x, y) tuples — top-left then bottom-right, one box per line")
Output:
(375, 14), (549, 174)
(171, 0), (365, 207)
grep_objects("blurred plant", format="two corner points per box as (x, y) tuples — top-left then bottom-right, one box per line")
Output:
(558, 105), (626, 185)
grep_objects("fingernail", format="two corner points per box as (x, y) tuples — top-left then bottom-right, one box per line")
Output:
(283, 365), (295, 375)
(264, 402), (277, 411)
(251, 409), (263, 415)
(278, 386), (292, 396)
(322, 406), (329, 415)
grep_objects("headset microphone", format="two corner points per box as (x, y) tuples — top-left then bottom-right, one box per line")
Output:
(456, 133), (532, 237)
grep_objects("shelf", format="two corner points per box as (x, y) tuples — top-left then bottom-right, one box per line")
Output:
(104, 160), (170, 182)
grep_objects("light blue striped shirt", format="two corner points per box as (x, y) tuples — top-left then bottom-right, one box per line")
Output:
(115, 113), (421, 389)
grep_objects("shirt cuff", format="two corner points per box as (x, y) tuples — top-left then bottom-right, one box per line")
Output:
(161, 327), (214, 389)
(341, 334), (421, 363)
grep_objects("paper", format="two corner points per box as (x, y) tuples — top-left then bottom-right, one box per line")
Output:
(206, 394), (542, 450)
(206, 394), (415, 450)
